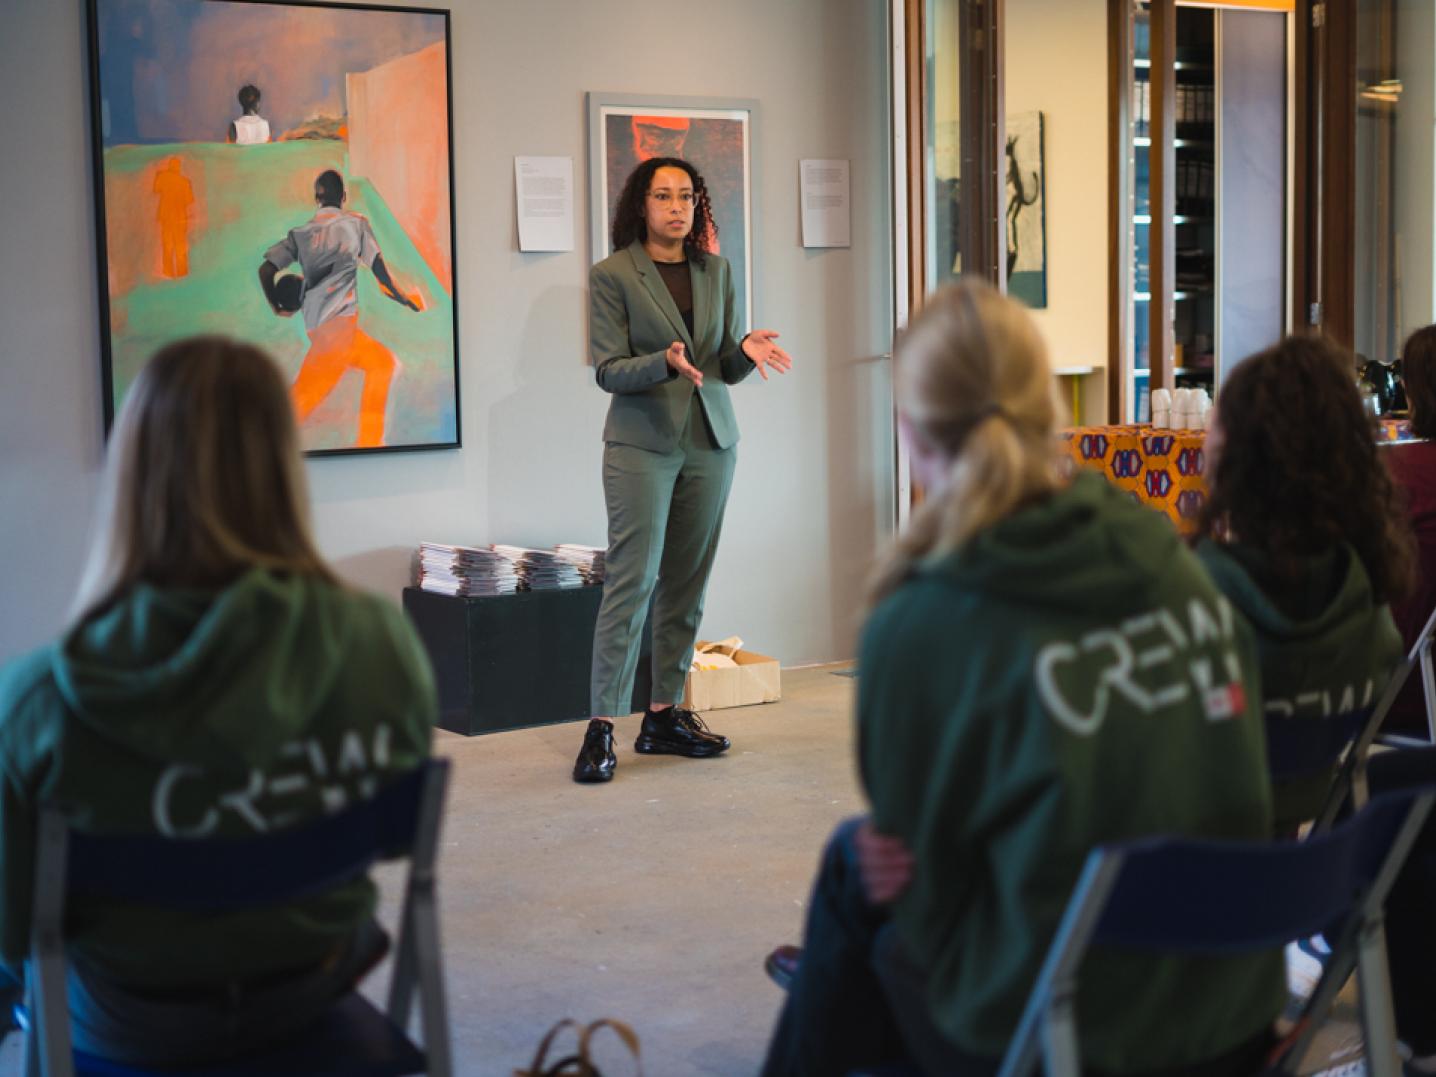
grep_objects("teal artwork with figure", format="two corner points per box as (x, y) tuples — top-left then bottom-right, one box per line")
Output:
(1006, 110), (1048, 310)
(88, 0), (459, 454)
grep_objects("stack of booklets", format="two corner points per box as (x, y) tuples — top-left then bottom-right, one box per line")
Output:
(491, 545), (584, 591)
(415, 543), (520, 596)
(554, 544), (606, 585)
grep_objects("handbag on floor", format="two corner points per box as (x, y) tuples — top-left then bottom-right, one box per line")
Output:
(515, 1017), (642, 1077)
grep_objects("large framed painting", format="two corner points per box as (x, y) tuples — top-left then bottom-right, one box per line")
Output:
(87, 0), (460, 455)
(587, 92), (758, 330)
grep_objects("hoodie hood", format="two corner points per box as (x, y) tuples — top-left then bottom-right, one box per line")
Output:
(1196, 540), (1380, 647)
(51, 569), (348, 773)
(929, 471), (1185, 616)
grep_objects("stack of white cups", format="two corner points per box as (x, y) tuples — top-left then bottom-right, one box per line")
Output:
(1150, 388), (1212, 430)
(1151, 388), (1171, 428)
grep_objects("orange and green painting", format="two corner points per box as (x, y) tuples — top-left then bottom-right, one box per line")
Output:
(90, 0), (458, 454)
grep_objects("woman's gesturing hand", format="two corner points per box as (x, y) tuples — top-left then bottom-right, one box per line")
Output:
(854, 819), (915, 906)
(666, 341), (703, 388)
(742, 330), (794, 380)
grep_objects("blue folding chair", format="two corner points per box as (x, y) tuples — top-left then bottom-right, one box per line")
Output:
(1262, 606), (1436, 836)
(1378, 601), (1436, 751)
(996, 788), (1436, 1077)
(20, 759), (453, 1077)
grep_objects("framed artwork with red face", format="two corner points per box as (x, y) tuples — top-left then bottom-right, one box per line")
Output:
(587, 92), (759, 331)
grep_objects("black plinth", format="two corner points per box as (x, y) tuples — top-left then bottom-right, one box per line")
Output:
(402, 586), (651, 736)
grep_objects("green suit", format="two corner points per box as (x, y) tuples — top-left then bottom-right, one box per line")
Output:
(589, 240), (755, 715)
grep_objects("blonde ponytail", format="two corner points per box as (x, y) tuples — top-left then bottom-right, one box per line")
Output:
(869, 281), (1065, 605)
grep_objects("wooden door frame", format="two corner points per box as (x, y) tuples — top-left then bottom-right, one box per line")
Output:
(895, 0), (1006, 518)
(1292, 0), (1356, 346)
(960, 0), (1005, 290)
(898, 0), (1006, 314)
(1107, 0), (1134, 423)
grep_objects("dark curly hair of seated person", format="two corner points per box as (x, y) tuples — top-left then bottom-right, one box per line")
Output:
(1402, 324), (1436, 441)
(1195, 333), (1416, 605)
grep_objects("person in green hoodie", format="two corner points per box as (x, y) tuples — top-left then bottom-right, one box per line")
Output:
(761, 282), (1283, 1076)
(1194, 335), (1414, 833)
(0, 337), (435, 1065)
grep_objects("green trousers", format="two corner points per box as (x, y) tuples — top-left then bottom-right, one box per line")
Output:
(590, 400), (737, 716)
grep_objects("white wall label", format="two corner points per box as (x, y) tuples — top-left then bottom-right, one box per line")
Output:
(515, 156), (575, 252)
(800, 159), (850, 248)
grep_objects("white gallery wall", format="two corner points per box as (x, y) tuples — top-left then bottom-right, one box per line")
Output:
(0, 0), (895, 667)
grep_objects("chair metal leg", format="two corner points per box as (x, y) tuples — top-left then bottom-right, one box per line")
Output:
(999, 854), (1122, 1077)
(1422, 641), (1436, 744)
(386, 899), (418, 1029)
(31, 951), (73, 1077)
(1277, 948), (1359, 1075)
(1040, 998), (1082, 1077)
(22, 1026), (39, 1077)
(412, 894), (453, 1077)
(30, 810), (73, 1077)
(1357, 918), (1402, 1077)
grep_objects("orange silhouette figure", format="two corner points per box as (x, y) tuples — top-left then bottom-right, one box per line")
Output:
(153, 157), (194, 279)
(290, 315), (396, 448)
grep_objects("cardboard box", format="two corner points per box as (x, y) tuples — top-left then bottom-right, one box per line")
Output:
(684, 641), (782, 711)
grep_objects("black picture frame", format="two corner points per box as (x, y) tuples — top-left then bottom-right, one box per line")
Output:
(86, 0), (462, 456)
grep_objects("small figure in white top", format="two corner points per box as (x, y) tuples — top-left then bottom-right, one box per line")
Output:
(228, 85), (270, 145)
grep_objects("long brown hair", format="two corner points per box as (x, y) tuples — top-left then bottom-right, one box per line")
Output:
(868, 281), (1065, 605)
(1196, 334), (1415, 603)
(71, 336), (337, 623)
(610, 157), (715, 264)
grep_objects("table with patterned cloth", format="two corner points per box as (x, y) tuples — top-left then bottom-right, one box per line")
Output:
(1062, 419), (1421, 535)
(1061, 425), (1209, 533)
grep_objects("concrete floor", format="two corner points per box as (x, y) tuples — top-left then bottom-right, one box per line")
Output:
(0, 662), (1369, 1075)
(406, 662), (866, 1075)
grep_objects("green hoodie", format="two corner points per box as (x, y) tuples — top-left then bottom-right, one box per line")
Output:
(1196, 540), (1403, 829)
(0, 569), (434, 986)
(859, 473), (1284, 1072)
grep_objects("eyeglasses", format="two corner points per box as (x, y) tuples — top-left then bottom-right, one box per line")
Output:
(648, 191), (695, 205)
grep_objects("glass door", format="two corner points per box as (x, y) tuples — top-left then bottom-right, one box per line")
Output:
(1117, 0), (1290, 421)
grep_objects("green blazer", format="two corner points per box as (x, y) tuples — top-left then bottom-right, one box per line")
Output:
(590, 240), (754, 452)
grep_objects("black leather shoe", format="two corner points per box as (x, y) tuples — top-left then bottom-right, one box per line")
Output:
(764, 945), (802, 991)
(572, 720), (616, 783)
(634, 706), (730, 758)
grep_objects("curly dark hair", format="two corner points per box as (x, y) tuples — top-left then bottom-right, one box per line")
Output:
(610, 157), (716, 264)
(1195, 334), (1415, 603)
(1402, 325), (1436, 439)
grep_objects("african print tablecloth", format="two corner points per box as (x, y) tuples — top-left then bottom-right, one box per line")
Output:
(1061, 419), (1421, 535)
(1060, 425), (1209, 533)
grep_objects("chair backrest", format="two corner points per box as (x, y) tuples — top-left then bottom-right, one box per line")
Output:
(1091, 792), (1426, 952)
(49, 759), (448, 912)
(1265, 706), (1371, 782)
(27, 758), (453, 1077)
(1380, 598), (1436, 748)
(996, 787), (1436, 1077)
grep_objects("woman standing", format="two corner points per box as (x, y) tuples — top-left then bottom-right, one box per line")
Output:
(573, 157), (791, 784)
